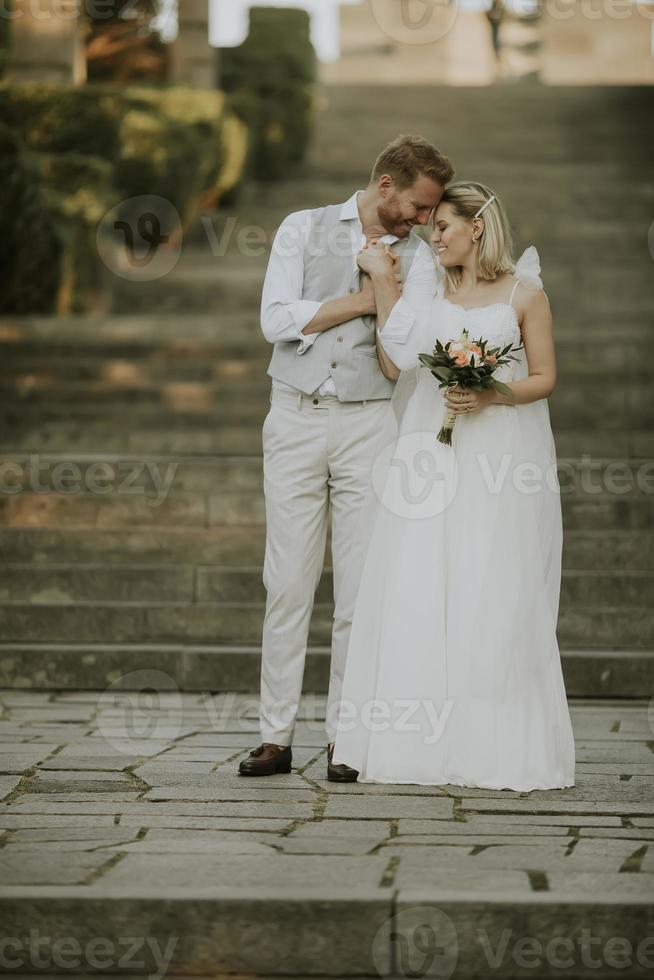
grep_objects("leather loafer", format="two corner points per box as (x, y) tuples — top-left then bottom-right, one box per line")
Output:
(327, 742), (359, 782)
(239, 743), (292, 776)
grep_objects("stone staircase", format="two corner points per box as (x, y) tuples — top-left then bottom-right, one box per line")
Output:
(1, 84), (653, 697)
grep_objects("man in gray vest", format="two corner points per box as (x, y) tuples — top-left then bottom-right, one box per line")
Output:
(239, 135), (454, 780)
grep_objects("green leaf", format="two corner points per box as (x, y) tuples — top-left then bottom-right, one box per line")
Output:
(491, 379), (515, 398)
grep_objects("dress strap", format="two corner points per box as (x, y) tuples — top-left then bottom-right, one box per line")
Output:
(508, 278), (521, 308)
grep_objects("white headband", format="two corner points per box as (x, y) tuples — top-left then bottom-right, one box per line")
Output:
(474, 195), (496, 218)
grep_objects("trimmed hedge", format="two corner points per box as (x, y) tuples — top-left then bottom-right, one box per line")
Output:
(0, 6), (10, 80)
(0, 84), (122, 158)
(0, 83), (247, 313)
(116, 86), (238, 219)
(0, 83), (245, 221)
(0, 124), (62, 313)
(221, 6), (316, 181)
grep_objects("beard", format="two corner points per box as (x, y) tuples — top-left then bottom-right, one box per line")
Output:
(377, 198), (413, 238)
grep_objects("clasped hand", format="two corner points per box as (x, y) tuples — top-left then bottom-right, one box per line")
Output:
(357, 240), (399, 279)
(444, 385), (496, 415)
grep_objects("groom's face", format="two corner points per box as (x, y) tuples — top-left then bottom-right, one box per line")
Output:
(376, 174), (444, 238)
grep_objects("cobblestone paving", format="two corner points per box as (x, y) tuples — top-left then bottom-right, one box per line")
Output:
(1, 690), (653, 897)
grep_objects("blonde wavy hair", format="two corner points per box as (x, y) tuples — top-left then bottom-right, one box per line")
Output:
(438, 182), (515, 293)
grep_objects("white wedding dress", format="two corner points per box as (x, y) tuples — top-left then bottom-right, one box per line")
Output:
(331, 248), (576, 791)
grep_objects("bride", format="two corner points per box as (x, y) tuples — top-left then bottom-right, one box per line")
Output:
(331, 181), (576, 792)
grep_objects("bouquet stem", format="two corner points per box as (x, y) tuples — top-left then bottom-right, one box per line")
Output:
(438, 410), (456, 446)
(438, 385), (459, 445)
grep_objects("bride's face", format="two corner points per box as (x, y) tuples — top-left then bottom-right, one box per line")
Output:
(430, 203), (473, 267)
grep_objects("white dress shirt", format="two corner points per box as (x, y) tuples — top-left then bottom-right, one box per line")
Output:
(261, 190), (440, 397)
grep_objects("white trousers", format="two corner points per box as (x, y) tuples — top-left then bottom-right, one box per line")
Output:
(260, 385), (392, 745)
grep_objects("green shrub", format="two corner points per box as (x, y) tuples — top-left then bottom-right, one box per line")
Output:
(37, 152), (118, 313)
(0, 82), (248, 313)
(0, 5), (10, 80)
(0, 124), (62, 313)
(0, 83), (122, 159)
(221, 6), (316, 181)
(115, 87), (230, 220)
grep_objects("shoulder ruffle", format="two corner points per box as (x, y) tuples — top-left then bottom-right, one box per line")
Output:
(513, 246), (543, 290)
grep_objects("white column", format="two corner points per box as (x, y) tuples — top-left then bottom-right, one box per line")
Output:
(171, 0), (216, 88)
(7, 0), (86, 85)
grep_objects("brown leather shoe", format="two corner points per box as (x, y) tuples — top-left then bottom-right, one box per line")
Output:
(239, 743), (292, 776)
(327, 742), (359, 783)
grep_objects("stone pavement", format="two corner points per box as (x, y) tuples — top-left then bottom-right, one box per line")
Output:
(1, 688), (653, 977)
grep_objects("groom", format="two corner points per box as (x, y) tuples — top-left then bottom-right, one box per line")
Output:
(239, 135), (453, 780)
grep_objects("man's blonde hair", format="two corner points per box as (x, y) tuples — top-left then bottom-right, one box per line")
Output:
(371, 135), (454, 190)
(440, 181), (514, 291)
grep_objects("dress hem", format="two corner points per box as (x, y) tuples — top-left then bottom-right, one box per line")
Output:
(354, 774), (576, 792)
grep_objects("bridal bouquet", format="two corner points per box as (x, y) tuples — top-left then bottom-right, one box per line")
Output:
(418, 330), (522, 445)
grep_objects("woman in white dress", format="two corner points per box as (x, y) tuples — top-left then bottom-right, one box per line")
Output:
(331, 182), (575, 791)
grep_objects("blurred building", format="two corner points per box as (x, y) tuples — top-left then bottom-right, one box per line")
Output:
(209, 0), (361, 62)
(5, 1), (653, 87)
(321, 0), (654, 85)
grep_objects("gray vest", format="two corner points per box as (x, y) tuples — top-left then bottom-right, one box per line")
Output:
(266, 204), (423, 401)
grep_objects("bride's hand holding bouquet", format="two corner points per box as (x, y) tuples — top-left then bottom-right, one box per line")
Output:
(418, 329), (521, 445)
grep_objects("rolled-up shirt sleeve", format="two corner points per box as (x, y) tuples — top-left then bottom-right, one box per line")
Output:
(377, 240), (442, 371)
(260, 210), (322, 354)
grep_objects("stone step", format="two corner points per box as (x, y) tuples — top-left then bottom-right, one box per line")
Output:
(1, 454), (652, 496)
(2, 425), (652, 457)
(310, 85), (652, 172)
(108, 236), (650, 311)
(3, 309), (651, 344)
(3, 383), (653, 428)
(1, 527), (652, 570)
(0, 599), (652, 649)
(2, 883), (652, 979)
(0, 564), (652, 607)
(0, 375), (654, 430)
(112, 273), (654, 317)
(1, 489), (651, 531)
(0, 642), (651, 697)
(3, 337), (650, 376)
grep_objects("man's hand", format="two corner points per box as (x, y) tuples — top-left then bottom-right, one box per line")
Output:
(357, 241), (398, 279)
